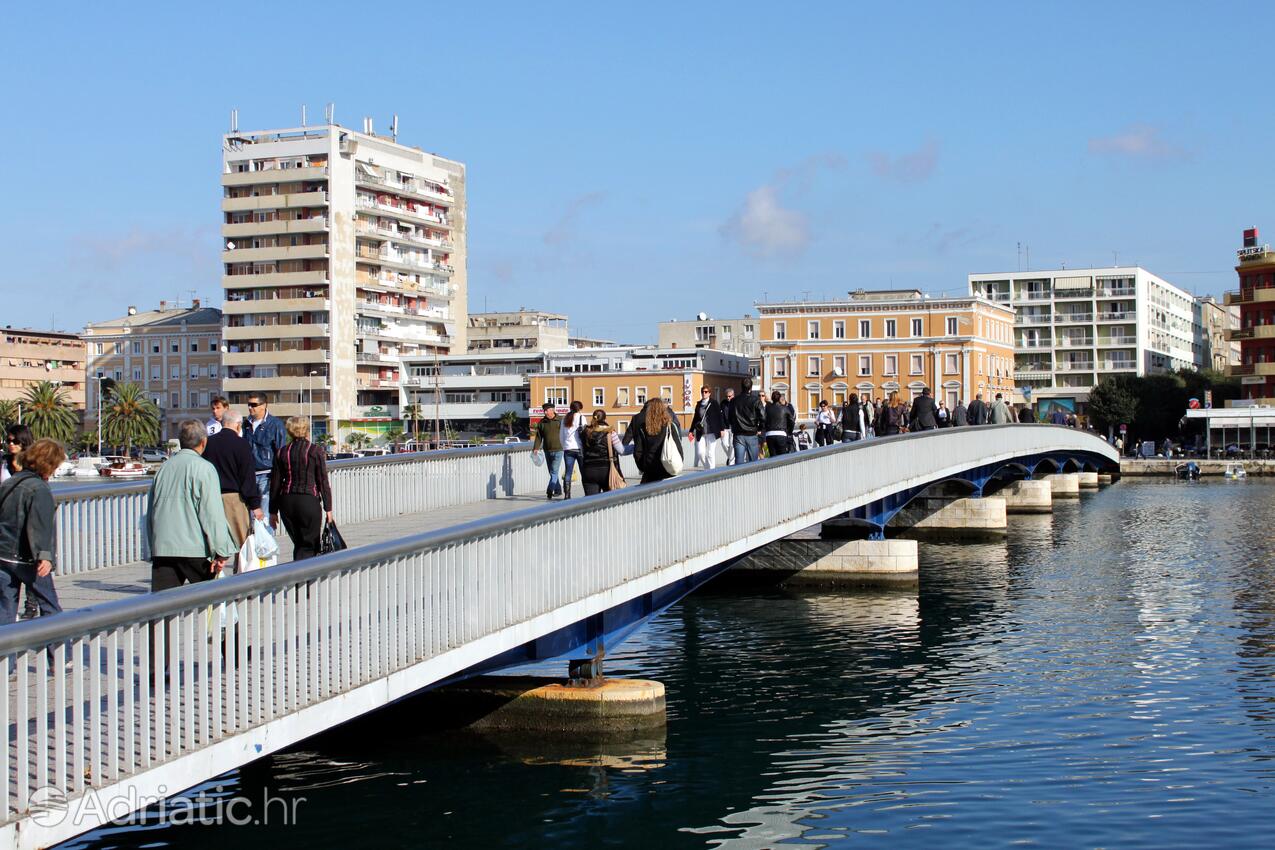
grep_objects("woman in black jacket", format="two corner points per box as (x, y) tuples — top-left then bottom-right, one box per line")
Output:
(0, 439), (65, 624)
(630, 398), (683, 484)
(763, 391), (796, 457)
(269, 417), (334, 560)
(579, 409), (625, 495)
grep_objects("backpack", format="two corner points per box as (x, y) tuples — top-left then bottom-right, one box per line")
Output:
(660, 426), (684, 476)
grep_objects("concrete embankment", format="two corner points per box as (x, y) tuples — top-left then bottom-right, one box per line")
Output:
(1120, 459), (1275, 476)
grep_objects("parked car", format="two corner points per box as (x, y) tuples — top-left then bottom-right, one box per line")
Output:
(140, 448), (168, 463)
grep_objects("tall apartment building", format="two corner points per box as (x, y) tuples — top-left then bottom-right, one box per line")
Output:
(1227, 227), (1275, 404)
(221, 117), (466, 439)
(466, 310), (615, 353)
(757, 290), (1015, 415)
(968, 267), (1203, 413)
(658, 314), (763, 374)
(83, 303), (223, 440)
(0, 329), (87, 409)
(1196, 295), (1240, 374)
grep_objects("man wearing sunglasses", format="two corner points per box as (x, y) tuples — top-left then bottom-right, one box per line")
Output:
(243, 393), (286, 517)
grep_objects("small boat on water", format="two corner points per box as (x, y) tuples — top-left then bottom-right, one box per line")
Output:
(97, 457), (148, 479)
(70, 457), (106, 478)
(1224, 462), (1247, 480)
(1175, 462), (1200, 481)
(53, 460), (77, 478)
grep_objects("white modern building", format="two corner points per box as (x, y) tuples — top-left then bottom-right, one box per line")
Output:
(399, 351), (537, 438)
(658, 314), (763, 371)
(221, 113), (466, 440)
(968, 267), (1204, 411)
(467, 310), (615, 353)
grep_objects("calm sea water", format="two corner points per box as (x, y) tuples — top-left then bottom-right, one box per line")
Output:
(62, 479), (1275, 849)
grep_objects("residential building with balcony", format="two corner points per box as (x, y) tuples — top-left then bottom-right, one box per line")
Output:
(528, 347), (751, 435)
(1196, 295), (1240, 374)
(399, 351), (539, 439)
(658, 314), (763, 375)
(0, 329), (87, 410)
(1225, 227), (1275, 404)
(221, 117), (466, 439)
(83, 303), (222, 441)
(756, 290), (1015, 416)
(466, 310), (616, 354)
(969, 267), (1202, 413)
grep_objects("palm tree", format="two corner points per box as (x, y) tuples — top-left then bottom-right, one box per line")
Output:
(75, 431), (97, 455)
(499, 410), (520, 438)
(22, 381), (77, 444)
(403, 403), (423, 442)
(102, 382), (161, 455)
(346, 431), (371, 451)
(385, 426), (407, 449)
(0, 400), (17, 431)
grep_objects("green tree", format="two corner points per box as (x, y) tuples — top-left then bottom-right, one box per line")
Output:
(499, 410), (520, 437)
(346, 431), (371, 451)
(385, 426), (407, 448)
(75, 431), (97, 455)
(1134, 373), (1189, 442)
(102, 382), (161, 454)
(403, 403), (423, 441)
(0, 400), (18, 431)
(1087, 376), (1139, 438)
(22, 381), (77, 443)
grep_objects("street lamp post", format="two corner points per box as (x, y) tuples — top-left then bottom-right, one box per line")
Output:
(307, 371), (318, 434)
(94, 375), (105, 457)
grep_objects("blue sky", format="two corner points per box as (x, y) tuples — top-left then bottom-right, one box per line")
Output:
(4, 2), (1269, 342)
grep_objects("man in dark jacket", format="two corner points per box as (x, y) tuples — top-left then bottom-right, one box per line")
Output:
(966, 392), (988, 426)
(244, 393), (287, 517)
(953, 400), (968, 427)
(729, 377), (767, 464)
(691, 386), (726, 469)
(1019, 406), (1036, 423)
(909, 387), (939, 432)
(201, 409), (263, 556)
(720, 388), (736, 466)
(840, 395), (866, 442)
(532, 402), (564, 499)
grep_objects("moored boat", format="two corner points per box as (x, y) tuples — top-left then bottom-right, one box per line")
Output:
(97, 457), (149, 479)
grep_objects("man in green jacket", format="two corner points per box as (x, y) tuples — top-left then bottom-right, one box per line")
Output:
(531, 401), (564, 500)
(146, 419), (238, 592)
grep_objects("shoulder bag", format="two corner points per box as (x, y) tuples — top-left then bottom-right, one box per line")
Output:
(605, 433), (628, 491)
(660, 425), (684, 476)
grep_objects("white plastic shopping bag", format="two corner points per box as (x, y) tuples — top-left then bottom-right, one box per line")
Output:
(238, 519), (279, 573)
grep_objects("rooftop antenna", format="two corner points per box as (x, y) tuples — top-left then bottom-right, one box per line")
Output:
(391, 114), (398, 143)
(1113, 250), (1118, 267)
(230, 108), (239, 133)
(325, 102), (334, 124)
(1017, 241), (1022, 271)
(301, 104), (307, 127)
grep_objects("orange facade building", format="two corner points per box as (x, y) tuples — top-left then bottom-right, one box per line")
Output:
(757, 291), (1015, 415)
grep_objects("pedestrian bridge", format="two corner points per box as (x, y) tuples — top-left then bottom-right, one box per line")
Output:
(2, 426), (1115, 849)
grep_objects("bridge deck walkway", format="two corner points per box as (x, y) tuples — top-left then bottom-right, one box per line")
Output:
(52, 489), (559, 612)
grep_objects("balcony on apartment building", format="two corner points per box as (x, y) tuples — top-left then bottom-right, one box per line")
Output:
(223, 216), (329, 238)
(221, 165), (329, 187)
(1096, 335), (1136, 348)
(356, 246), (453, 276)
(1099, 359), (1137, 371)
(1016, 313), (1053, 325)
(222, 270), (329, 289)
(1053, 287), (1095, 300)
(1015, 339), (1051, 350)
(1231, 362), (1275, 377)
(355, 322), (450, 346)
(1227, 324), (1275, 341)
(1096, 310), (1135, 322)
(1097, 284), (1136, 298)
(357, 299), (449, 321)
(1014, 290), (1052, 303)
(1056, 336), (1094, 348)
(1224, 288), (1275, 306)
(1054, 311), (1094, 324)
(223, 322), (330, 341)
(222, 191), (328, 212)
(224, 243), (329, 263)
(355, 196), (450, 228)
(1056, 360), (1096, 372)
(356, 223), (454, 251)
(223, 295), (331, 315)
(354, 169), (453, 207)
(222, 346), (330, 366)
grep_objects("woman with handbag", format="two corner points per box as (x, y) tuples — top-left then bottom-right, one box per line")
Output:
(630, 397), (683, 485)
(269, 417), (333, 561)
(579, 409), (627, 495)
(0, 439), (66, 624)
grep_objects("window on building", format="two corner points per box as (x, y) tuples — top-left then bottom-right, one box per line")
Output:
(170, 366), (179, 380)
(131, 342), (141, 355)
(885, 319), (897, 338)
(635, 386), (648, 405)
(112, 369), (122, 381)
(883, 355), (898, 376)
(132, 368), (142, 381)
(911, 318), (923, 337)
(114, 342), (124, 354)
(190, 341), (199, 352)
(660, 386), (673, 403)
(807, 320), (820, 340)
(833, 355), (846, 376)
(617, 387), (630, 406)
(774, 322), (787, 340)
(189, 392), (199, 408)
(94, 342), (103, 355)
(151, 342), (160, 354)
(190, 365), (199, 379)
(858, 355), (872, 376)
(170, 393), (179, 408)
(209, 365), (218, 379)
(945, 353), (959, 373)
(775, 358), (787, 378)
(910, 354), (924, 374)
(170, 342), (179, 353)
(593, 387), (605, 406)
(150, 367), (160, 381)
(859, 319), (870, 338)
(743, 324), (755, 338)
(947, 316), (959, 336)
(808, 356), (822, 377)
(545, 386), (568, 406)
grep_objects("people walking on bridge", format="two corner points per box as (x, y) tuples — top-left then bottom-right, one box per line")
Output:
(0, 438), (66, 625)
(691, 386), (725, 469)
(840, 393), (868, 442)
(3, 424), (38, 620)
(244, 393), (286, 517)
(764, 390), (796, 456)
(814, 400), (835, 446)
(630, 397), (683, 484)
(729, 377), (766, 464)
(1019, 405), (1036, 424)
(146, 420), (236, 593)
(201, 409), (262, 566)
(270, 417), (334, 561)
(580, 409), (626, 495)
(937, 401), (950, 427)
(909, 387), (939, 432)
(1049, 407), (1067, 426)
(560, 400), (585, 499)
(721, 388), (736, 466)
(532, 401), (565, 499)
(967, 392), (989, 426)
(879, 391), (907, 436)
(206, 395), (228, 437)
(989, 393), (1012, 425)
(953, 399), (968, 427)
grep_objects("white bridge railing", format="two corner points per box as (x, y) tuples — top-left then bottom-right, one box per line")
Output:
(3, 426), (1116, 849)
(50, 445), (540, 576)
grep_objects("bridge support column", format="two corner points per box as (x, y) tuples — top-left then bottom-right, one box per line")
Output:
(1000, 480), (1052, 514)
(1041, 473), (1080, 499)
(732, 537), (918, 587)
(1098, 472), (1115, 485)
(426, 676), (667, 734)
(1077, 471), (1099, 490)
(891, 496), (1007, 539)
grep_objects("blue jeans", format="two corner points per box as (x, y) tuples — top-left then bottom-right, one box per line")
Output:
(256, 472), (272, 517)
(841, 431), (861, 443)
(563, 450), (581, 496)
(0, 560), (61, 626)
(545, 451), (564, 495)
(733, 435), (761, 464)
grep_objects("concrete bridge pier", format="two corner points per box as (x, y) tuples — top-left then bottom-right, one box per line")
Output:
(1098, 472), (1116, 485)
(890, 495), (1008, 539)
(997, 479), (1052, 514)
(732, 536), (919, 587)
(1077, 471), (1100, 490)
(426, 674), (667, 735)
(1041, 472), (1081, 499)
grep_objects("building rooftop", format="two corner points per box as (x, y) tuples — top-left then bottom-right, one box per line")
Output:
(1, 327), (84, 342)
(85, 303), (222, 333)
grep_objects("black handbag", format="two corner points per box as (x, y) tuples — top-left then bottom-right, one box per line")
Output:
(320, 521), (348, 554)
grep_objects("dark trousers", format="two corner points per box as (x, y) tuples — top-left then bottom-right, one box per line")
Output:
(581, 462), (613, 496)
(152, 556), (216, 592)
(766, 436), (792, 457)
(0, 560), (61, 625)
(815, 424), (832, 446)
(278, 493), (323, 560)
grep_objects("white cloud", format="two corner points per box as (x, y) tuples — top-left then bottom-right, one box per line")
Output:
(1088, 124), (1184, 159)
(721, 154), (842, 258)
(868, 139), (940, 183)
